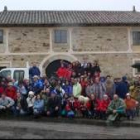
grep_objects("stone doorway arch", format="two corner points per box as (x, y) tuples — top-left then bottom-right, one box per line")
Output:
(40, 54), (78, 76)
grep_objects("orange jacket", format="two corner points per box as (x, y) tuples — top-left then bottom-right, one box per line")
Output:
(125, 98), (137, 110)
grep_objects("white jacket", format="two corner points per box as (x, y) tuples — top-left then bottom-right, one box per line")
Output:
(26, 97), (35, 108)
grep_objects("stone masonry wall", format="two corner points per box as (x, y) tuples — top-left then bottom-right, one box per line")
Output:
(0, 29), (7, 53)
(0, 55), (46, 68)
(72, 27), (128, 52)
(8, 28), (50, 53)
(74, 53), (140, 78)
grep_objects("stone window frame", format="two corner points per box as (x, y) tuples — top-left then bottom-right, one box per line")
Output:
(131, 28), (140, 46)
(0, 30), (4, 44)
(133, 59), (140, 77)
(53, 29), (68, 44)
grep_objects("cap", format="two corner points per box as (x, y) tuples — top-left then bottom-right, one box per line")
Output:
(29, 91), (34, 96)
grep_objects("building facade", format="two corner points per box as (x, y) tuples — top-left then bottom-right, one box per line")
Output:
(0, 8), (140, 77)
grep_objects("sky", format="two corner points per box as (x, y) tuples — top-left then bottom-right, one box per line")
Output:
(0, 0), (140, 11)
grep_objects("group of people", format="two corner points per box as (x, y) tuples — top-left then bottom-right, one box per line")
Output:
(0, 61), (139, 123)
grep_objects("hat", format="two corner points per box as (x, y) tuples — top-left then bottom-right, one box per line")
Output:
(126, 93), (131, 96)
(33, 75), (39, 79)
(8, 82), (13, 86)
(84, 97), (89, 103)
(103, 94), (108, 98)
(29, 91), (34, 96)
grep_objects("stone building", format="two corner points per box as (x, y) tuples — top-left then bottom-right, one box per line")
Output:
(0, 7), (140, 77)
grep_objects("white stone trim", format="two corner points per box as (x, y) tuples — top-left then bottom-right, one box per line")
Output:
(132, 58), (140, 77)
(5, 28), (9, 54)
(49, 28), (53, 53)
(127, 27), (132, 52)
(69, 28), (73, 53)
(39, 54), (78, 76)
(1, 51), (140, 56)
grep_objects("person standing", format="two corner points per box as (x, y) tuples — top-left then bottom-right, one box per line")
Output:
(116, 77), (129, 99)
(29, 62), (41, 78)
(92, 77), (106, 100)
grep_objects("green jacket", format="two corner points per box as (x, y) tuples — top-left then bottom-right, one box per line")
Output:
(73, 83), (82, 98)
(108, 98), (126, 114)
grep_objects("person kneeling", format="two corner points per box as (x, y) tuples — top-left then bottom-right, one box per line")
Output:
(125, 93), (139, 121)
(0, 93), (15, 116)
(33, 94), (44, 118)
(107, 94), (126, 123)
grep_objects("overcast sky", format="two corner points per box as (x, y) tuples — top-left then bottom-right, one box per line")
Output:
(0, 0), (140, 11)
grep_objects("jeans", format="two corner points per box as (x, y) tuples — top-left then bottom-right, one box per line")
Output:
(126, 109), (136, 119)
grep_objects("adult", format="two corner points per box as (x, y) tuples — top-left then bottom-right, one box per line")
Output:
(107, 94), (126, 122)
(29, 62), (41, 78)
(63, 80), (73, 97)
(32, 75), (44, 95)
(47, 92), (61, 117)
(16, 93), (28, 116)
(0, 80), (6, 96)
(116, 77), (129, 99)
(73, 79), (82, 98)
(0, 93), (15, 115)
(92, 61), (101, 78)
(5, 82), (17, 101)
(125, 93), (138, 120)
(56, 63), (67, 79)
(92, 77), (106, 100)
(105, 78), (116, 100)
(86, 80), (94, 98)
(17, 81), (28, 98)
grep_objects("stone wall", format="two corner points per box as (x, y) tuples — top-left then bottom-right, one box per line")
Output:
(8, 28), (50, 53)
(72, 27), (128, 52)
(52, 29), (70, 52)
(0, 55), (46, 68)
(74, 53), (140, 78)
(0, 29), (7, 53)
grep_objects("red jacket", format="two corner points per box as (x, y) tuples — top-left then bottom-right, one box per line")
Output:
(5, 86), (17, 100)
(96, 99), (110, 112)
(0, 86), (4, 95)
(56, 67), (67, 78)
(65, 69), (73, 80)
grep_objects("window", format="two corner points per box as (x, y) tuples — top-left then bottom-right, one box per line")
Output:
(0, 30), (3, 43)
(132, 31), (140, 45)
(133, 59), (140, 77)
(14, 70), (24, 81)
(54, 30), (67, 43)
(0, 70), (11, 78)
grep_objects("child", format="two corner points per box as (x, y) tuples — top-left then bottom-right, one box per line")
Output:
(96, 95), (110, 120)
(33, 94), (44, 117)
(78, 96), (90, 118)
(125, 93), (139, 120)
(26, 91), (35, 115)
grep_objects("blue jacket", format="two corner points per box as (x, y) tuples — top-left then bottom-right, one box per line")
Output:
(63, 85), (73, 97)
(116, 81), (129, 99)
(33, 80), (44, 94)
(33, 99), (44, 112)
(29, 66), (41, 77)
